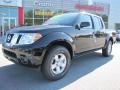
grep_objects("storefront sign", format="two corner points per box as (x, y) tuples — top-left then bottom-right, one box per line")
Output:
(75, 3), (109, 15)
(34, 0), (53, 7)
(75, 4), (104, 11)
(35, 11), (53, 16)
(0, 0), (22, 7)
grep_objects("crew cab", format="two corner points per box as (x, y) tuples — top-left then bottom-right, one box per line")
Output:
(2, 12), (116, 80)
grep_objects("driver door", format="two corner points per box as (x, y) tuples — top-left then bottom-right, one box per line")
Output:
(75, 14), (95, 53)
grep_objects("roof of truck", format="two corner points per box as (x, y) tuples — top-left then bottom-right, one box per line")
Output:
(63, 12), (102, 19)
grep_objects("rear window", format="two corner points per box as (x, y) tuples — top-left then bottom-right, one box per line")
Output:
(93, 16), (103, 29)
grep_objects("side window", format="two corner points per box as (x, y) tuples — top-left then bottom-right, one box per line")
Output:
(93, 16), (103, 30)
(80, 14), (93, 29)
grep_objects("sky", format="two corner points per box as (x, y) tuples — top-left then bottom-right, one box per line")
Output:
(88, 0), (93, 5)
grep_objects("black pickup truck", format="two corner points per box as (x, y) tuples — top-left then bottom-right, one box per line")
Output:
(2, 12), (116, 80)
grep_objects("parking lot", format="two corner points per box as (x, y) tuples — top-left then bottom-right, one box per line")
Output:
(0, 42), (120, 90)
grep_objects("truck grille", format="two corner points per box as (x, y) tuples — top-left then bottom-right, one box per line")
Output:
(3, 49), (17, 58)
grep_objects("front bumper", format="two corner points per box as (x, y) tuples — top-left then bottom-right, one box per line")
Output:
(2, 47), (45, 68)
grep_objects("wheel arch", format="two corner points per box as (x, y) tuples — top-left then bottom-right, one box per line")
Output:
(37, 32), (75, 64)
(103, 36), (113, 49)
(109, 37), (113, 44)
(45, 40), (74, 59)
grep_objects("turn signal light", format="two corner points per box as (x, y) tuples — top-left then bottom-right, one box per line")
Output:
(34, 33), (42, 42)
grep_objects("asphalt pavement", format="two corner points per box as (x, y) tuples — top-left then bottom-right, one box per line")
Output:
(0, 42), (120, 90)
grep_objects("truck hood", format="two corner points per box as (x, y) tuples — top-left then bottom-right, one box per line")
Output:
(8, 25), (73, 36)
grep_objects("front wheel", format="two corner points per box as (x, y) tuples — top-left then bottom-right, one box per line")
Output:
(102, 40), (113, 57)
(41, 46), (71, 81)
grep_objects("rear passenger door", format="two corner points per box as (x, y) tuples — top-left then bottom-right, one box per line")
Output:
(92, 16), (106, 48)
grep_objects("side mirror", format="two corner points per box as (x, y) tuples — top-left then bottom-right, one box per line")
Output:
(80, 22), (90, 28)
(75, 24), (80, 30)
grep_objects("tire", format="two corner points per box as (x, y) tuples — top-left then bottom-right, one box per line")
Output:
(102, 40), (112, 57)
(41, 45), (71, 81)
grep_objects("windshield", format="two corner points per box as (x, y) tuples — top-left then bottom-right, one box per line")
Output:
(42, 13), (79, 26)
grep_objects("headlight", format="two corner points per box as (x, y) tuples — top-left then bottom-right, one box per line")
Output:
(19, 33), (42, 45)
(8, 33), (42, 45)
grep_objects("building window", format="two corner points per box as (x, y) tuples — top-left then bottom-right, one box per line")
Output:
(10, 8), (18, 18)
(24, 19), (33, 26)
(34, 9), (43, 18)
(102, 15), (108, 28)
(115, 23), (120, 30)
(24, 8), (33, 18)
(0, 7), (18, 36)
(0, 7), (9, 17)
(34, 19), (43, 25)
(34, 9), (44, 25)
(104, 22), (108, 29)
(24, 7), (60, 26)
(44, 9), (53, 19)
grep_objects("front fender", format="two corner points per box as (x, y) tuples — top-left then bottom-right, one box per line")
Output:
(34, 32), (75, 50)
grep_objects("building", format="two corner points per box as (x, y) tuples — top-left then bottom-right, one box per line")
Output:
(93, 0), (120, 30)
(108, 0), (120, 30)
(0, 0), (110, 37)
(0, 0), (23, 36)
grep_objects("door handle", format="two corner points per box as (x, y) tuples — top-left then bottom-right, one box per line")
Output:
(90, 32), (96, 38)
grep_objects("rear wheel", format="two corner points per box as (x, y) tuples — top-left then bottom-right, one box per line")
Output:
(102, 40), (112, 57)
(41, 46), (71, 81)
